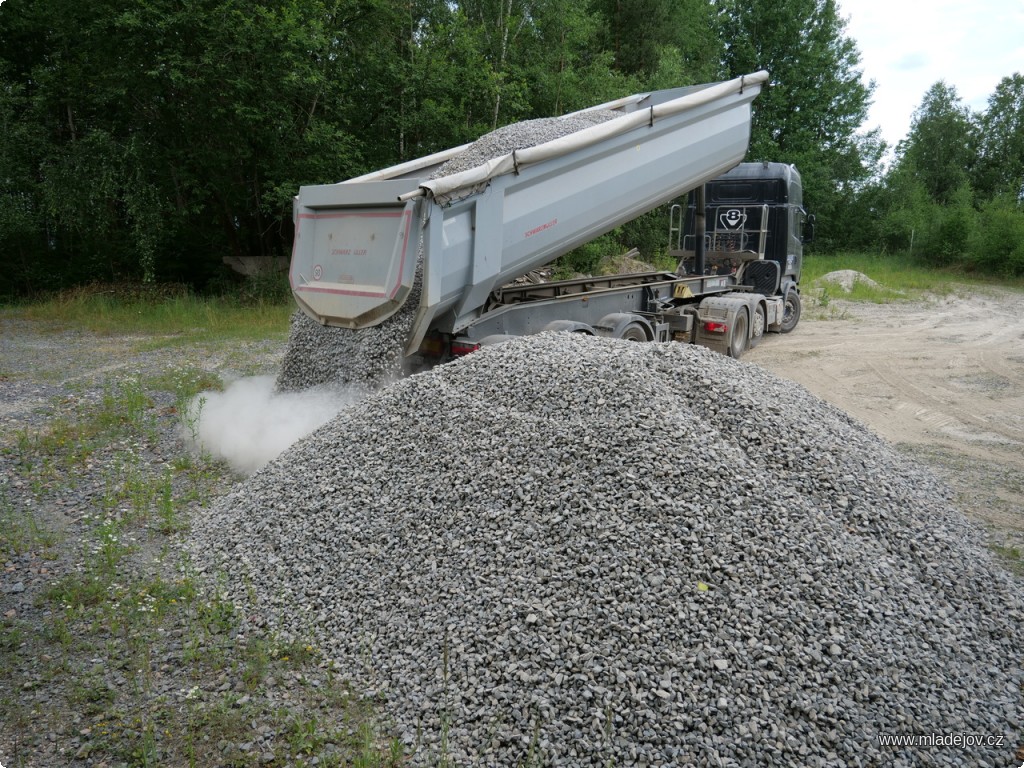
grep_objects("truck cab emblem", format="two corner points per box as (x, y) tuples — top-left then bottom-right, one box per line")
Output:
(720, 209), (746, 229)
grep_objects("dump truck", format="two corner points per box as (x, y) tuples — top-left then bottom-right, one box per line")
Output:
(670, 160), (811, 341)
(288, 70), (811, 364)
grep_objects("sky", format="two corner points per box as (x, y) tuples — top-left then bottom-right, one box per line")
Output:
(839, 0), (1024, 149)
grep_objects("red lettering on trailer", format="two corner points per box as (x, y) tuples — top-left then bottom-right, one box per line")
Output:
(525, 218), (557, 238)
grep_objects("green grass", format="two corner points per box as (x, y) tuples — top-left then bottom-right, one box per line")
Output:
(146, 365), (224, 399)
(989, 545), (1024, 577)
(802, 251), (1024, 298)
(6, 287), (293, 342)
(11, 377), (158, 471)
(0, 485), (59, 554)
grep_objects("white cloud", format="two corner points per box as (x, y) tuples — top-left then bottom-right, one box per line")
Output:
(840, 0), (1022, 147)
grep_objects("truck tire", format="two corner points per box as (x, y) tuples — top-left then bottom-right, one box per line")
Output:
(595, 313), (652, 341)
(620, 322), (649, 342)
(749, 303), (766, 348)
(728, 309), (749, 359)
(781, 290), (801, 334)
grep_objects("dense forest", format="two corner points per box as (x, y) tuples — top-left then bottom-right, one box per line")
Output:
(0, 0), (1022, 295)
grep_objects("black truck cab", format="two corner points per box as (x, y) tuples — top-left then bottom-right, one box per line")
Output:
(673, 161), (810, 300)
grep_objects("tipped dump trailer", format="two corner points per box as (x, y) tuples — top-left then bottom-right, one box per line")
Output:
(289, 70), (806, 362)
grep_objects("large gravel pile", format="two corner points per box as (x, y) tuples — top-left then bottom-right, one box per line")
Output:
(193, 333), (1024, 767)
(277, 109), (622, 393)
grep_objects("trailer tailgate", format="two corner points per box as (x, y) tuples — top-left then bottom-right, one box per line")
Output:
(289, 180), (421, 329)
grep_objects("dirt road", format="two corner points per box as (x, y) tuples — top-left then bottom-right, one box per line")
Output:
(748, 282), (1024, 552)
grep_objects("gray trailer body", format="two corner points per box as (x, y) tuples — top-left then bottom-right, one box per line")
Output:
(289, 73), (770, 356)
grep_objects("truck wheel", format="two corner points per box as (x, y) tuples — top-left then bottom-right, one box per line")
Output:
(728, 309), (749, 359)
(781, 290), (801, 334)
(749, 303), (766, 348)
(620, 322), (649, 342)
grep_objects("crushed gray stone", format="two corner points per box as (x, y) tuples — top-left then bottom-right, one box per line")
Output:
(191, 332), (1024, 767)
(429, 110), (623, 180)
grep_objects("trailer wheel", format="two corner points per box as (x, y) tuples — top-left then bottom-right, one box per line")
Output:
(543, 320), (596, 335)
(781, 290), (801, 334)
(749, 303), (766, 349)
(728, 309), (749, 359)
(620, 322), (649, 342)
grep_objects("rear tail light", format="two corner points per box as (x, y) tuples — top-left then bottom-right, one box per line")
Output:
(702, 321), (728, 334)
(451, 340), (481, 356)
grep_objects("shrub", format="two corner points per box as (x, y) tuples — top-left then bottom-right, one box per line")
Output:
(967, 194), (1024, 276)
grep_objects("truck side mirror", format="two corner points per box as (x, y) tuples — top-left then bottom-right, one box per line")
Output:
(802, 213), (816, 243)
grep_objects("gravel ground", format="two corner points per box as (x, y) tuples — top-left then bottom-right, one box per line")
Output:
(749, 284), (1024, 556)
(3, 311), (1023, 767)
(0, 317), (405, 767)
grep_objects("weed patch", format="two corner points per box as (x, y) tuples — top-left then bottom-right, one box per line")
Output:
(1, 305), (406, 767)
(989, 545), (1024, 577)
(0, 486), (58, 554)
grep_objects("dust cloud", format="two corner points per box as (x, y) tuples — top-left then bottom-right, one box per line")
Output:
(183, 376), (359, 475)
